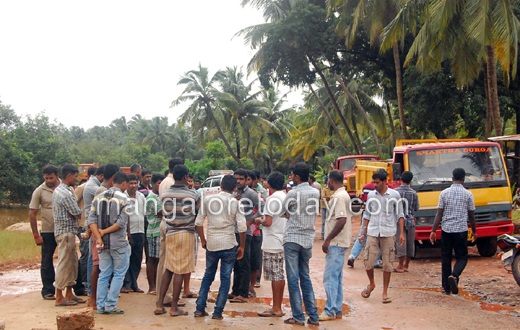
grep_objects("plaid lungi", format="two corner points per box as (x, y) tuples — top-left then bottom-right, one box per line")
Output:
(148, 235), (161, 259)
(165, 231), (195, 274)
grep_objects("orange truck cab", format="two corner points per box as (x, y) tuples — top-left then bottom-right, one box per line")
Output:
(333, 155), (381, 197)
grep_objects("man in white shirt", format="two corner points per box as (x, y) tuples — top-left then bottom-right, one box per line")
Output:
(254, 171), (286, 317)
(194, 175), (246, 320)
(319, 170), (352, 321)
(359, 169), (405, 304)
(122, 174), (147, 293)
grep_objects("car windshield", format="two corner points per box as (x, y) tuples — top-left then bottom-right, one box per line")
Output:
(408, 146), (506, 185)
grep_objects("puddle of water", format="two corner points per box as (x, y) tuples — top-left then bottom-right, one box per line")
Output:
(0, 208), (31, 231)
(398, 287), (518, 314)
(0, 269), (41, 295)
(220, 296), (351, 318)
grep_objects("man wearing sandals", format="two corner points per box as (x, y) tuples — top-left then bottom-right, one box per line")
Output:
(194, 174), (246, 320)
(319, 170), (352, 321)
(156, 165), (200, 317)
(282, 162), (320, 326)
(254, 171), (286, 318)
(88, 171), (131, 314)
(360, 169), (405, 304)
(52, 165), (86, 307)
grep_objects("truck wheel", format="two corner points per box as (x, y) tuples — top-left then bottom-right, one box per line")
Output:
(512, 254), (520, 287)
(476, 237), (497, 257)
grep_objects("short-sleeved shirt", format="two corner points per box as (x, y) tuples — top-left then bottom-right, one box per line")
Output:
(83, 176), (101, 219)
(29, 182), (57, 233)
(438, 183), (475, 233)
(233, 186), (261, 236)
(146, 192), (162, 238)
(395, 185), (419, 227)
(53, 183), (83, 236)
(320, 186), (334, 209)
(162, 184), (200, 236)
(195, 192), (247, 252)
(363, 187), (404, 238)
(94, 183), (109, 196)
(158, 174), (175, 199)
(75, 182), (87, 227)
(262, 190), (287, 253)
(125, 191), (146, 234)
(325, 187), (352, 248)
(283, 182), (319, 249)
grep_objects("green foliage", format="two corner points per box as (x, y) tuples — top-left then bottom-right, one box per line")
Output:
(257, 1), (342, 88)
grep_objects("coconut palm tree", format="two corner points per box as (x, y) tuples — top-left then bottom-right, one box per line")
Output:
(172, 64), (245, 167)
(380, 0), (520, 137)
(328, 0), (409, 138)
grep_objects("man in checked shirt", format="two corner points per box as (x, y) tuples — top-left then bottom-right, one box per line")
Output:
(52, 165), (85, 307)
(430, 168), (476, 295)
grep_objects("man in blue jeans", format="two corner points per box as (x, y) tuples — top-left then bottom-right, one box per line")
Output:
(194, 175), (246, 319)
(319, 170), (352, 321)
(88, 171), (131, 314)
(282, 162), (319, 326)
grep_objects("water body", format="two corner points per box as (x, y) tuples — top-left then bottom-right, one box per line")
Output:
(0, 208), (31, 230)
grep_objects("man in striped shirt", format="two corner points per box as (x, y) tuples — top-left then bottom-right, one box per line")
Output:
(156, 165), (200, 317)
(52, 164), (84, 307)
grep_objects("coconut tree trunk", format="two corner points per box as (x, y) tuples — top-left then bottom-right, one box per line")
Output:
(308, 84), (352, 154)
(393, 44), (408, 139)
(485, 46), (502, 136)
(245, 131), (251, 158)
(205, 105), (245, 168)
(385, 100), (396, 147)
(309, 58), (360, 154)
(350, 108), (364, 154)
(483, 63), (493, 138)
(235, 131), (241, 159)
(334, 74), (381, 155)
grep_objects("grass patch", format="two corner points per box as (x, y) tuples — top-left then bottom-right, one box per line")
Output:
(0, 231), (40, 264)
(513, 210), (520, 223)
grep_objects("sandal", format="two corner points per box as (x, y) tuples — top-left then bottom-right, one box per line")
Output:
(43, 294), (56, 300)
(169, 309), (188, 317)
(55, 300), (78, 307)
(71, 297), (86, 304)
(248, 290), (256, 298)
(182, 293), (198, 298)
(361, 285), (375, 298)
(212, 314), (223, 320)
(154, 307), (167, 315)
(194, 311), (209, 318)
(229, 296), (247, 303)
(105, 308), (125, 314)
(382, 297), (392, 304)
(147, 290), (157, 295)
(284, 317), (305, 325)
(258, 310), (285, 317)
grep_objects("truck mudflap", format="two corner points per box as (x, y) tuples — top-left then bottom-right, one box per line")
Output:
(415, 223), (514, 241)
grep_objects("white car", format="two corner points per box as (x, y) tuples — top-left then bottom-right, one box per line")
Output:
(199, 175), (224, 198)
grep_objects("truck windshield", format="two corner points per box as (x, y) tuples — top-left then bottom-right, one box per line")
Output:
(341, 157), (377, 171)
(341, 159), (356, 171)
(408, 146), (507, 186)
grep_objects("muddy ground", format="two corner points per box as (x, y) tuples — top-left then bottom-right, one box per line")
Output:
(0, 216), (519, 330)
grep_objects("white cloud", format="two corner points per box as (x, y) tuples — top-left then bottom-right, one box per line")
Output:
(0, 0), (302, 129)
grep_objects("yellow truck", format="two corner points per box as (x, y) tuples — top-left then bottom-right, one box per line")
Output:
(355, 139), (514, 257)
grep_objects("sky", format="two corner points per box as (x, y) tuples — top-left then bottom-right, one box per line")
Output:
(0, 0), (302, 129)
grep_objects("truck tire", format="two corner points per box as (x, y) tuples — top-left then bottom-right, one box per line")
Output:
(512, 254), (520, 287)
(476, 237), (497, 257)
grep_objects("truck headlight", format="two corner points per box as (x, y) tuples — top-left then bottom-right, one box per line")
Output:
(416, 216), (431, 225)
(496, 211), (509, 220)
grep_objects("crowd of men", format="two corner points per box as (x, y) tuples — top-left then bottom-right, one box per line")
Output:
(29, 156), (476, 324)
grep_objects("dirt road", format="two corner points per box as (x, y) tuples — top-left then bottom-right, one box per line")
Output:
(0, 217), (519, 330)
